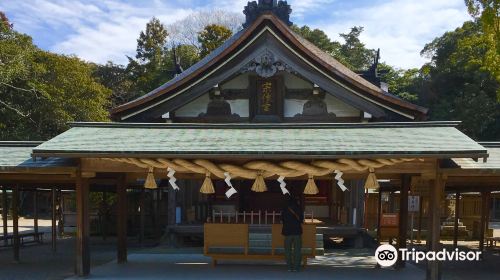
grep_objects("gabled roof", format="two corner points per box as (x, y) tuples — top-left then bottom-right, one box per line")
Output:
(32, 121), (485, 160)
(111, 13), (428, 121)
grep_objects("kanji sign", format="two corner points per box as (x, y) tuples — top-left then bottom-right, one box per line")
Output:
(408, 196), (420, 212)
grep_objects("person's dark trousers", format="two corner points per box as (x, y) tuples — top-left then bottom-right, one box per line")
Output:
(284, 235), (302, 271)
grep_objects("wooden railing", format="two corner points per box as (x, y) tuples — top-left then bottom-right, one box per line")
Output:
(211, 210), (315, 224)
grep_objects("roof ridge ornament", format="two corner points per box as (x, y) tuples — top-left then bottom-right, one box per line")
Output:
(243, 0), (292, 28)
(241, 49), (294, 78)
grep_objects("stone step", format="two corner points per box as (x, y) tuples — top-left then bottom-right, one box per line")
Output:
(249, 240), (324, 248)
(208, 246), (325, 256)
(249, 233), (323, 240)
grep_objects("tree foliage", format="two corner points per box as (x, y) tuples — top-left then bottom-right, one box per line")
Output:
(465, 0), (500, 91)
(198, 24), (233, 58)
(292, 25), (375, 71)
(127, 17), (169, 95)
(0, 19), (110, 140)
(420, 21), (499, 139)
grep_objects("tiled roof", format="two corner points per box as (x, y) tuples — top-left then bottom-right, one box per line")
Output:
(452, 142), (500, 170)
(0, 142), (74, 171)
(32, 122), (486, 159)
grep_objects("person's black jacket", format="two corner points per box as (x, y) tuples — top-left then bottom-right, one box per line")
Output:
(281, 201), (304, 236)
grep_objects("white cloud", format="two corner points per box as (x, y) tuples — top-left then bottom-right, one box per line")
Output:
(1, 0), (472, 68)
(319, 0), (471, 69)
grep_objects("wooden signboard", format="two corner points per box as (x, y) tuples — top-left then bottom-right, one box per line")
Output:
(251, 76), (283, 122)
(379, 213), (399, 240)
(380, 213), (399, 227)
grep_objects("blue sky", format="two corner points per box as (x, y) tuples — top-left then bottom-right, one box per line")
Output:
(1, 0), (471, 69)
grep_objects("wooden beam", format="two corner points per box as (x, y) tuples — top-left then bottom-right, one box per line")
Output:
(75, 170), (90, 276)
(428, 174), (444, 280)
(12, 185), (19, 262)
(34, 189), (39, 242)
(453, 192), (459, 249)
(52, 188), (57, 252)
(0, 174), (74, 182)
(397, 174), (410, 268)
(81, 157), (436, 176)
(117, 174), (127, 263)
(479, 191), (490, 254)
(2, 186), (8, 246)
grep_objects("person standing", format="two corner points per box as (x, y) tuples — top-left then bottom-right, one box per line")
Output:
(282, 196), (304, 272)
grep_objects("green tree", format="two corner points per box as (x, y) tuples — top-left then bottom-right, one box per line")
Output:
(379, 63), (421, 103)
(339, 27), (376, 71)
(127, 17), (169, 94)
(93, 62), (136, 108)
(0, 20), (110, 140)
(0, 11), (12, 29)
(465, 0), (500, 91)
(198, 24), (232, 58)
(420, 21), (499, 140)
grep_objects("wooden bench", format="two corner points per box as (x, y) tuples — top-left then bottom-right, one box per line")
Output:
(204, 223), (316, 267)
(0, 232), (44, 247)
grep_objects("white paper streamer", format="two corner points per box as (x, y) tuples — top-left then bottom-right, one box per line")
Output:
(224, 172), (237, 198)
(167, 167), (179, 190)
(334, 170), (348, 192)
(278, 176), (290, 195)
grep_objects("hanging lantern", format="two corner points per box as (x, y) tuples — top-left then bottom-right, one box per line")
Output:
(144, 166), (157, 189)
(364, 168), (380, 190)
(303, 175), (319, 195)
(251, 171), (267, 192)
(200, 171), (215, 194)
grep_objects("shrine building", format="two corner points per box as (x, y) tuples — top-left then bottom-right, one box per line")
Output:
(1, 1), (499, 280)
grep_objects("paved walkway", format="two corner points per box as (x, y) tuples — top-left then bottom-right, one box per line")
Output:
(66, 251), (425, 280)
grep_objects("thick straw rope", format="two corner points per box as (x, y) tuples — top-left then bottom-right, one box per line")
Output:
(109, 157), (419, 179)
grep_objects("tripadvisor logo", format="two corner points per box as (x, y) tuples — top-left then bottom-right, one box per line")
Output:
(375, 244), (482, 267)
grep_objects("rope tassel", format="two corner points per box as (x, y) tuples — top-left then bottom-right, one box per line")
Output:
(200, 172), (215, 194)
(144, 167), (157, 189)
(303, 175), (319, 194)
(364, 168), (380, 190)
(251, 171), (267, 192)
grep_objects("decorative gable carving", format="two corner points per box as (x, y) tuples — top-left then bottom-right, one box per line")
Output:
(241, 49), (294, 78)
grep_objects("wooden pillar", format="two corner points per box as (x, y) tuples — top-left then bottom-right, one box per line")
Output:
(33, 189), (39, 241)
(101, 191), (108, 241)
(168, 185), (176, 225)
(52, 188), (57, 252)
(75, 172), (90, 276)
(117, 175), (127, 263)
(453, 192), (460, 249)
(58, 189), (64, 236)
(3, 186), (9, 246)
(139, 188), (145, 246)
(428, 175), (443, 280)
(155, 188), (161, 239)
(417, 196), (423, 243)
(377, 190), (382, 242)
(397, 175), (410, 268)
(479, 191), (490, 254)
(12, 186), (19, 262)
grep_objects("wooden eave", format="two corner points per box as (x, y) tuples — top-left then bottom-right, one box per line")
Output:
(110, 13), (427, 121)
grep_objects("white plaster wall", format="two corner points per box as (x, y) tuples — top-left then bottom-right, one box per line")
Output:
(174, 93), (249, 117)
(284, 94), (360, 118)
(175, 93), (210, 117)
(283, 72), (312, 89)
(220, 73), (249, 89)
(324, 94), (360, 117)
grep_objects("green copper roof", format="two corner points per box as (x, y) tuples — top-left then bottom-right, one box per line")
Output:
(31, 122), (487, 159)
(452, 142), (500, 170)
(0, 142), (74, 171)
